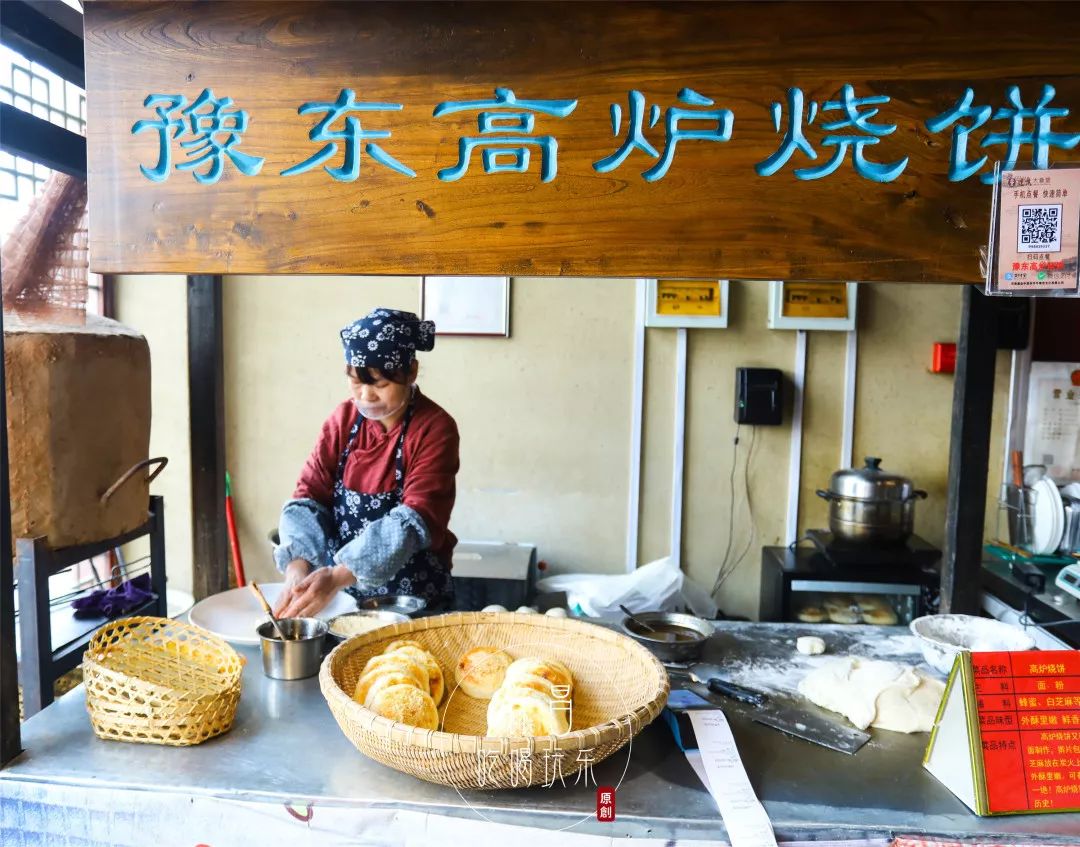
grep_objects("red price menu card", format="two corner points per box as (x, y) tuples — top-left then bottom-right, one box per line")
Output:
(924, 650), (1080, 816)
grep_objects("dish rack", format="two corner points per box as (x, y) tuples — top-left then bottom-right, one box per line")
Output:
(995, 481), (1080, 560)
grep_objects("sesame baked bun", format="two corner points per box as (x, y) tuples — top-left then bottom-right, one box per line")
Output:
(504, 672), (560, 701)
(353, 669), (423, 708)
(796, 605), (827, 623)
(487, 686), (570, 737)
(861, 606), (899, 626)
(367, 683), (439, 730)
(455, 647), (513, 699)
(505, 657), (574, 695)
(384, 639), (426, 653)
(360, 654), (428, 690)
(385, 645), (445, 704)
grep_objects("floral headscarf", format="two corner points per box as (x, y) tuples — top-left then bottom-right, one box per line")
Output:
(340, 308), (435, 373)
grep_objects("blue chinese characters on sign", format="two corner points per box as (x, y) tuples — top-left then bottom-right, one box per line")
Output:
(593, 88), (733, 182)
(926, 84), (1080, 183)
(757, 85), (908, 182)
(282, 88), (416, 180)
(131, 89), (265, 184)
(130, 83), (1077, 187)
(433, 88), (577, 182)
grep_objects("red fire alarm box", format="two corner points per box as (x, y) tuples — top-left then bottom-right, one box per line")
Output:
(932, 343), (957, 374)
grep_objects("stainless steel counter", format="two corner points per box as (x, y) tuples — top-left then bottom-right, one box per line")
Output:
(1, 621), (1077, 843)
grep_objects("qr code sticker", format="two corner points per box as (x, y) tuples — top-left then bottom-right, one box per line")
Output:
(1017, 204), (1062, 253)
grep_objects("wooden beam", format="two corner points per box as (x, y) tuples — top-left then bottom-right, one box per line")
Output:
(187, 275), (228, 600)
(0, 307), (22, 767)
(0, 0), (85, 88)
(941, 286), (999, 614)
(0, 103), (87, 179)
(84, 1), (1080, 281)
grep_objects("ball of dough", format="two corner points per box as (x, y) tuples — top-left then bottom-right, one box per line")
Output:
(796, 635), (826, 656)
(544, 607), (568, 617)
(481, 604), (507, 613)
(515, 606), (538, 614)
(367, 683), (439, 730)
(455, 647), (513, 699)
(796, 606), (827, 623)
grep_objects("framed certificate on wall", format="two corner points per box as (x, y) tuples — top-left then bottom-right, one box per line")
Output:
(421, 276), (511, 337)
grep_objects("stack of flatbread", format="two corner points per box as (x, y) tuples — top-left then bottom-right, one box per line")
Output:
(454, 647), (574, 737)
(351, 639), (445, 730)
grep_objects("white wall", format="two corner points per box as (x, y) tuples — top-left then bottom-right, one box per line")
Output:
(115, 276), (1010, 615)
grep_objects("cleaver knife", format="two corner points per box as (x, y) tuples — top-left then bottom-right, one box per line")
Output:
(670, 662), (871, 755)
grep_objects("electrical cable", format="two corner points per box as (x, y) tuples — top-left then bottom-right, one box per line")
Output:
(714, 425), (759, 593)
(1018, 587), (1080, 632)
(712, 424), (741, 594)
(725, 425), (760, 582)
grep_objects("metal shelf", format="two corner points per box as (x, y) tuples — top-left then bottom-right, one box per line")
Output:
(16, 496), (166, 717)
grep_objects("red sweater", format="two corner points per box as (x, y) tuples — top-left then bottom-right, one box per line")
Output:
(293, 389), (459, 564)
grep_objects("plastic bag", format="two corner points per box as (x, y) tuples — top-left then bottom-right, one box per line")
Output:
(535, 557), (717, 619)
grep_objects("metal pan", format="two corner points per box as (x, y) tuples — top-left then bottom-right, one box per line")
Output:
(619, 611), (713, 662)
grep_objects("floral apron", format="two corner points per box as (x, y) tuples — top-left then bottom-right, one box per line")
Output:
(329, 401), (454, 610)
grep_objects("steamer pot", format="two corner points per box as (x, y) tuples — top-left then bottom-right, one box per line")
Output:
(816, 457), (927, 545)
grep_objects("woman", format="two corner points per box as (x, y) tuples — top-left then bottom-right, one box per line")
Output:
(272, 308), (459, 618)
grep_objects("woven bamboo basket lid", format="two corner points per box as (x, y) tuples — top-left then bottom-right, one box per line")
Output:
(83, 616), (243, 747)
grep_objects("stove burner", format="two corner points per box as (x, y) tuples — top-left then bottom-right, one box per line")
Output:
(805, 529), (942, 570)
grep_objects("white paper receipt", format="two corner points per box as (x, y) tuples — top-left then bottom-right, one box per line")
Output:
(687, 710), (778, 847)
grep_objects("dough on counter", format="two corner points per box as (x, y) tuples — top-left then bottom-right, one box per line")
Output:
(797, 657), (945, 733)
(796, 636), (826, 655)
(796, 606), (828, 623)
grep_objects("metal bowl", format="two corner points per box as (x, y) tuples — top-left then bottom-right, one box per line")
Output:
(256, 617), (327, 680)
(358, 594), (428, 617)
(325, 610), (409, 647)
(619, 611), (714, 663)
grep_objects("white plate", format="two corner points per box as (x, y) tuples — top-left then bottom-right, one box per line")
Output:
(1030, 477), (1065, 555)
(188, 583), (357, 645)
(1062, 482), (1080, 501)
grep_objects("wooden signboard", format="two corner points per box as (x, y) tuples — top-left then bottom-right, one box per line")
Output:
(84, 1), (1080, 281)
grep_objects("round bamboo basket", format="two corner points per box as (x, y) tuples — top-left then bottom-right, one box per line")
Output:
(320, 611), (669, 789)
(83, 616), (243, 746)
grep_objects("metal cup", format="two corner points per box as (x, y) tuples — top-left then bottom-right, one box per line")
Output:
(257, 617), (327, 680)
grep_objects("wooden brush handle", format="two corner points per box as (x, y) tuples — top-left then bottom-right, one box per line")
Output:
(1010, 450), (1024, 489)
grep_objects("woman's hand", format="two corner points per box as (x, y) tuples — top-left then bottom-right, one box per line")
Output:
(273, 558), (312, 616)
(277, 564), (356, 619)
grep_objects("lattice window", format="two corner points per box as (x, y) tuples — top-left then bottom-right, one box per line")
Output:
(0, 42), (99, 313)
